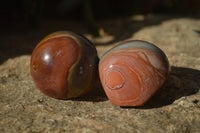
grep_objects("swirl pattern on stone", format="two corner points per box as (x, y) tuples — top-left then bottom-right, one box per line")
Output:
(30, 31), (99, 99)
(99, 40), (170, 106)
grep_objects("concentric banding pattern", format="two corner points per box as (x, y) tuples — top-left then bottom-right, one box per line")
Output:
(104, 69), (125, 90)
(99, 40), (169, 106)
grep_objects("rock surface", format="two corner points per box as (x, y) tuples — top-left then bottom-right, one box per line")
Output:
(0, 15), (200, 132)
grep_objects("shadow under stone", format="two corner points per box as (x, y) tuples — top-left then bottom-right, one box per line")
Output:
(74, 66), (200, 105)
(71, 79), (108, 102)
(130, 66), (200, 109)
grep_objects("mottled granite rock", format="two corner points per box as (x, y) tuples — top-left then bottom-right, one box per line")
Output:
(0, 15), (200, 132)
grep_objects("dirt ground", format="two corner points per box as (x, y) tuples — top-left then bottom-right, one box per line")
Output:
(0, 15), (200, 132)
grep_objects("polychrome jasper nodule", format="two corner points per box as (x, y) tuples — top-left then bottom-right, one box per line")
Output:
(30, 31), (99, 99)
(99, 40), (170, 106)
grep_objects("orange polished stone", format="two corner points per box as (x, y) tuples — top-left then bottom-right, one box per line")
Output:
(99, 40), (170, 106)
(30, 31), (99, 99)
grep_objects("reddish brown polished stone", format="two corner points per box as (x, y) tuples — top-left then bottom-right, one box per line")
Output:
(30, 31), (99, 99)
(99, 40), (170, 106)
